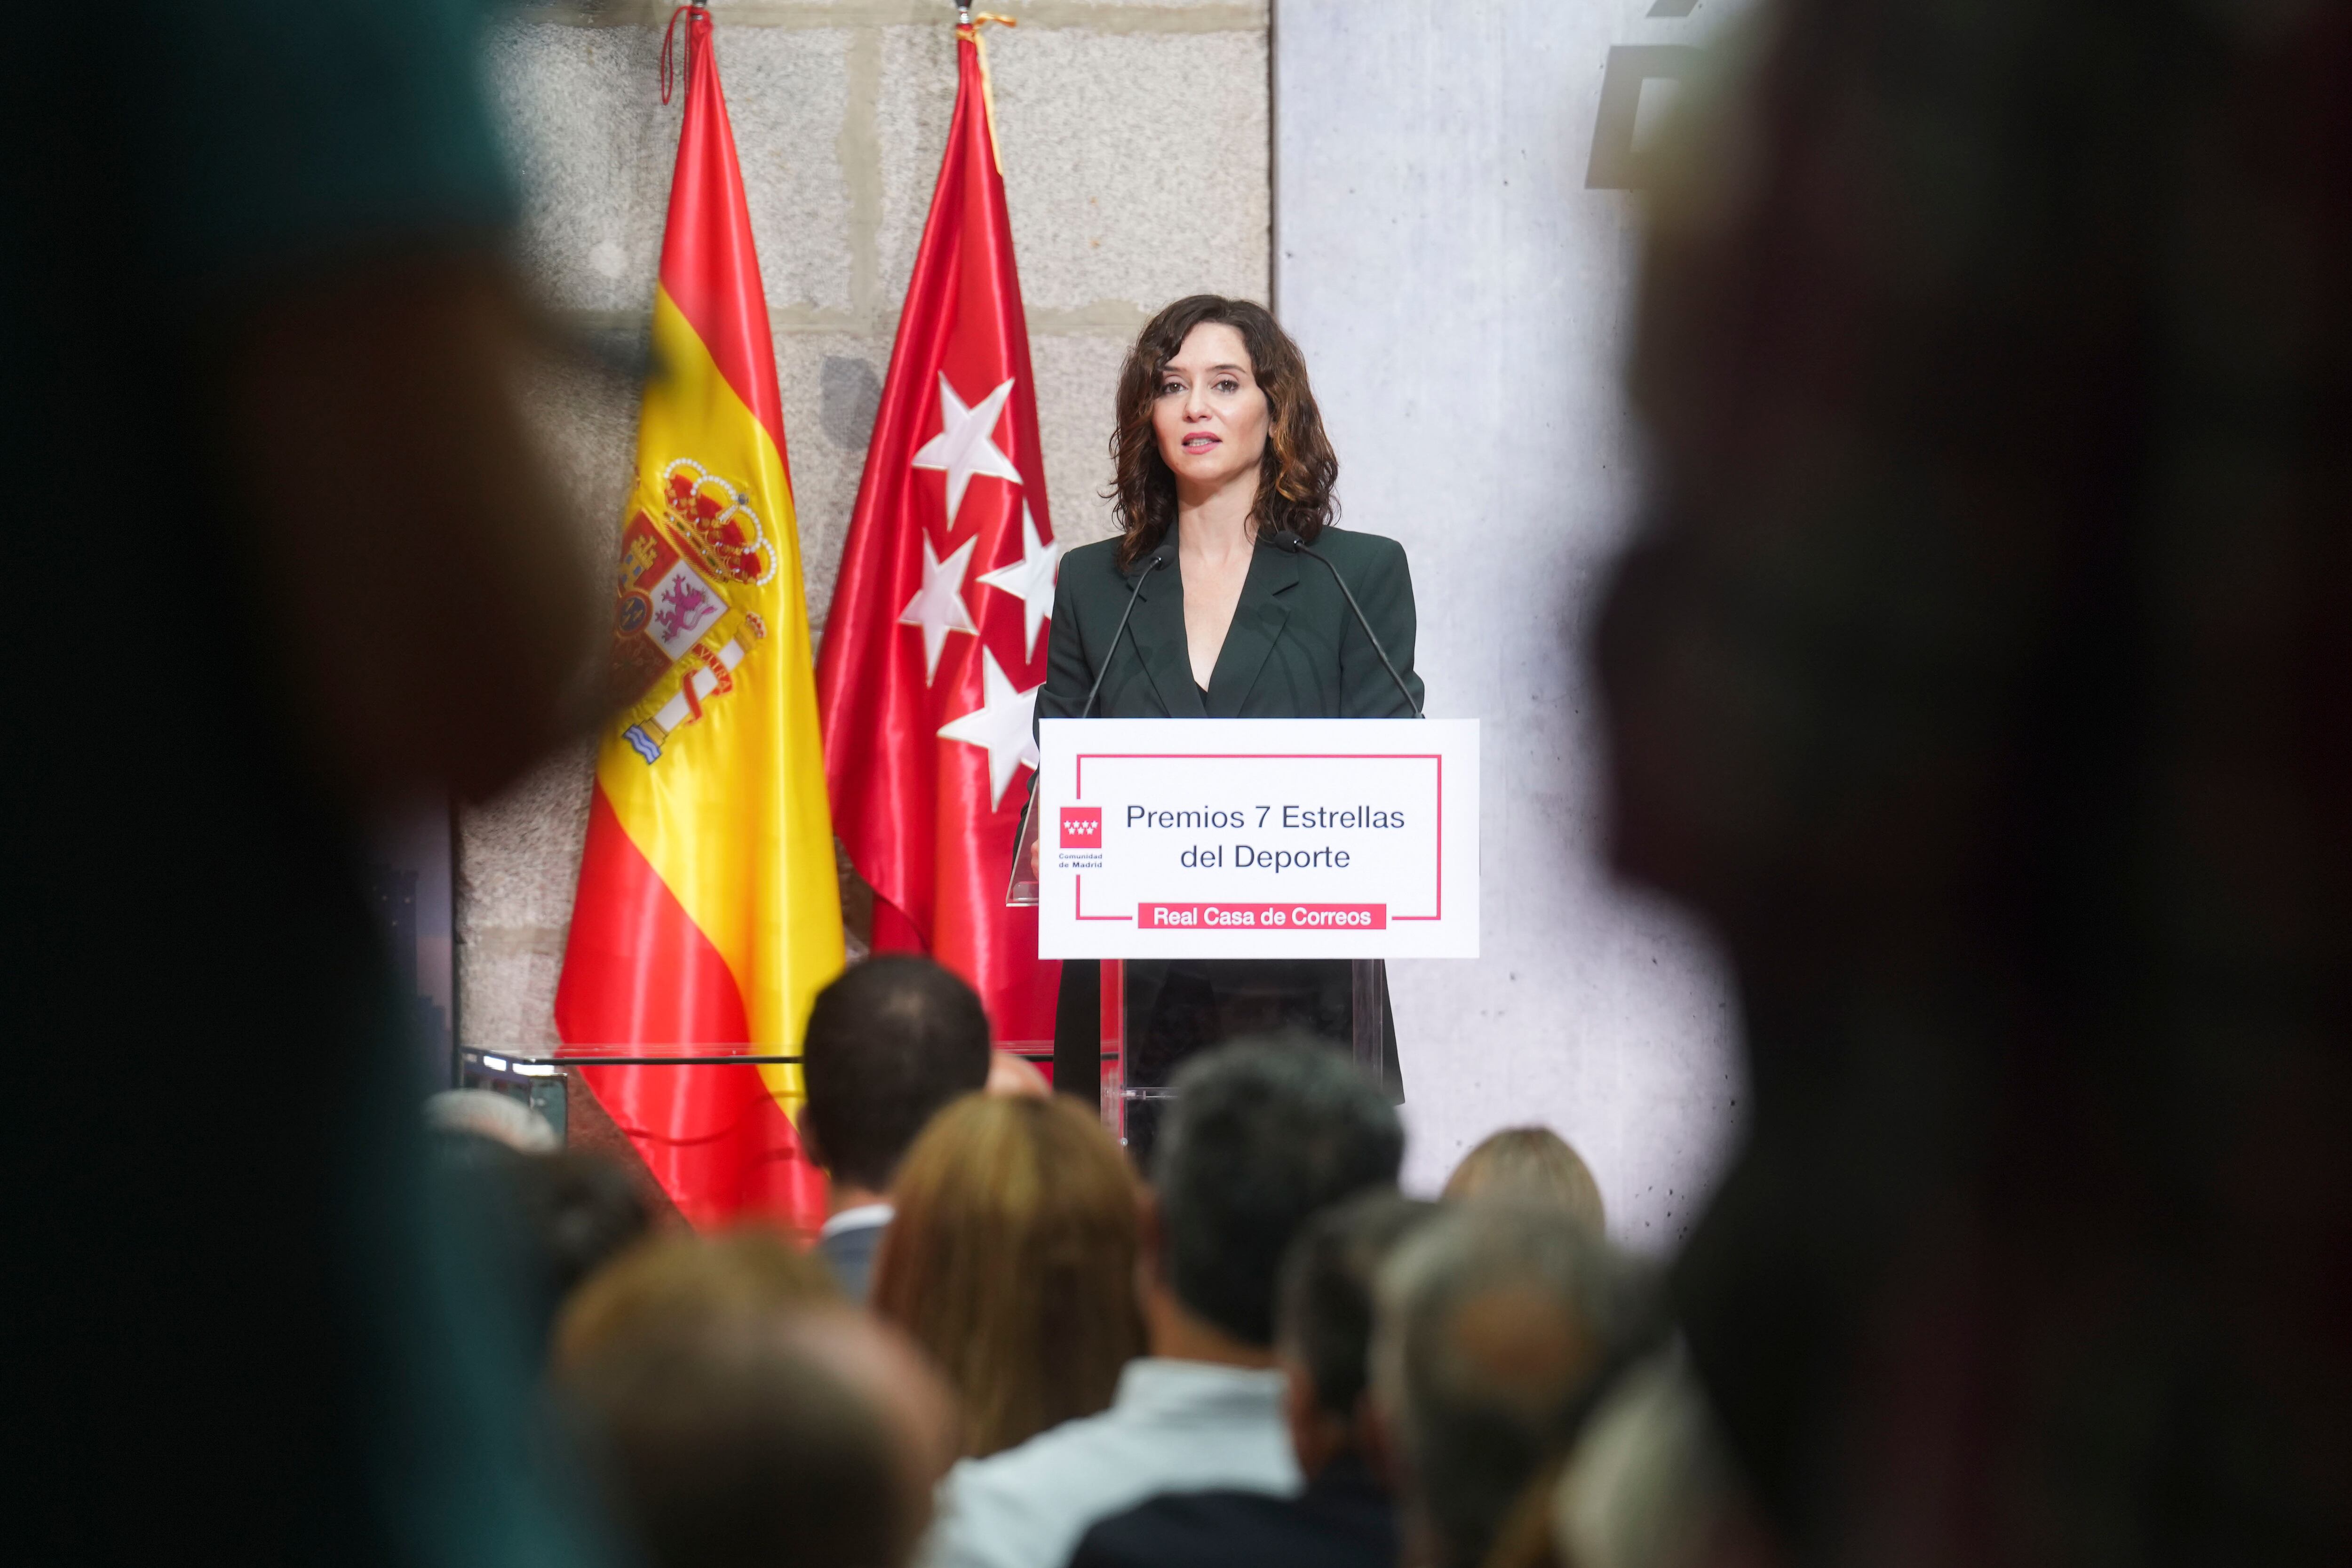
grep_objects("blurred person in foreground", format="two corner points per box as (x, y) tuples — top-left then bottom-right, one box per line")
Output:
(553, 1227), (839, 1373)
(872, 1093), (1144, 1458)
(1371, 1204), (1649, 1568)
(1599, 0), (2352, 1559)
(1442, 1127), (1606, 1235)
(563, 1300), (954, 1568)
(426, 1108), (655, 1357)
(509, 1148), (659, 1310)
(922, 1036), (1404, 1568)
(801, 956), (994, 1300)
(426, 1088), (564, 1154)
(4, 0), (603, 1560)
(1549, 1345), (1758, 1568)
(1070, 1193), (1438, 1568)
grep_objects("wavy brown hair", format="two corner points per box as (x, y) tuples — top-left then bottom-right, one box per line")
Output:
(870, 1093), (1144, 1457)
(1110, 295), (1338, 568)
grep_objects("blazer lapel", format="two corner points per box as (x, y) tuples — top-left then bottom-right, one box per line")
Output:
(1205, 542), (1299, 716)
(1125, 556), (1207, 718)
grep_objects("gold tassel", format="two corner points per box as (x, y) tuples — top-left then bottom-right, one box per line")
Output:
(958, 13), (1018, 176)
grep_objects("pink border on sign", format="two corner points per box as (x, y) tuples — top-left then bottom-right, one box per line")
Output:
(1073, 753), (1445, 921)
(1073, 874), (1129, 922)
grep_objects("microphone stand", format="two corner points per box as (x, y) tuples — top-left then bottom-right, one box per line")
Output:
(1009, 548), (1170, 898)
(1080, 548), (1171, 719)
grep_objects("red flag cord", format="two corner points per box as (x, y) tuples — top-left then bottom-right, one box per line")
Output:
(660, 2), (702, 106)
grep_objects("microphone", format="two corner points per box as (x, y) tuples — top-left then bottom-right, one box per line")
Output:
(1010, 544), (1170, 899)
(1269, 530), (1423, 717)
(1079, 545), (1171, 719)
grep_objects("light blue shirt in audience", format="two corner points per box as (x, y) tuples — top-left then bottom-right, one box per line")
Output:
(920, 1357), (1302, 1568)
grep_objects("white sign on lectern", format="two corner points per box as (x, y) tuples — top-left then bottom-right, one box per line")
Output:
(1034, 718), (1479, 959)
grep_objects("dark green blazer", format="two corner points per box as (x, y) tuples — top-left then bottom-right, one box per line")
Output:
(1036, 528), (1424, 723)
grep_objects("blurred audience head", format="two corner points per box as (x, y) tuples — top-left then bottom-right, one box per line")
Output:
(553, 1228), (838, 1372)
(872, 1092), (1144, 1457)
(1443, 1126), (1605, 1235)
(1373, 1204), (1647, 1568)
(801, 956), (992, 1199)
(422, 1118), (652, 1355)
(985, 1049), (1052, 1099)
(1553, 1346), (1751, 1568)
(1276, 1191), (1438, 1481)
(1149, 1035), (1405, 1352)
(510, 1147), (657, 1306)
(425, 1087), (559, 1153)
(564, 1304), (953, 1568)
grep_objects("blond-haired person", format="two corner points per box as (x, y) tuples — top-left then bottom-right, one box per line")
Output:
(1442, 1126), (1605, 1236)
(872, 1093), (1146, 1460)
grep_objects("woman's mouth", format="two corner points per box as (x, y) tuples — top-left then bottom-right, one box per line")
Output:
(1182, 434), (1220, 453)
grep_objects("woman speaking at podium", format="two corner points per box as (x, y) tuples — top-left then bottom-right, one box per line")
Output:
(1036, 294), (1422, 1113)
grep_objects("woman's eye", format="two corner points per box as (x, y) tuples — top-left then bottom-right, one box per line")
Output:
(1158, 381), (1183, 397)
(1214, 379), (1240, 394)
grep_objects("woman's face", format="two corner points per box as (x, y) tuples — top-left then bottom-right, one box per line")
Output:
(1152, 321), (1270, 497)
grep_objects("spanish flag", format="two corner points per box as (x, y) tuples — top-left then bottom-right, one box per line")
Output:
(555, 5), (842, 1231)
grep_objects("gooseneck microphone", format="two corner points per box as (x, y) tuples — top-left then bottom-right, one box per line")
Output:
(1012, 546), (1171, 893)
(1269, 530), (1423, 717)
(1079, 545), (1171, 719)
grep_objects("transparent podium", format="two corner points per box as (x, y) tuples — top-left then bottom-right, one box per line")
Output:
(1097, 956), (1387, 1160)
(453, 1043), (799, 1144)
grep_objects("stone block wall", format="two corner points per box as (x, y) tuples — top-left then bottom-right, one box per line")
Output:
(459, 0), (1270, 1047)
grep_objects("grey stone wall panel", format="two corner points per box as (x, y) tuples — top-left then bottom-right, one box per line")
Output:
(989, 27), (1268, 313)
(457, 933), (571, 1048)
(708, 26), (862, 314)
(1027, 330), (1131, 548)
(458, 742), (597, 1048)
(486, 21), (861, 316)
(486, 22), (677, 315)
(772, 330), (898, 633)
(873, 24), (963, 314)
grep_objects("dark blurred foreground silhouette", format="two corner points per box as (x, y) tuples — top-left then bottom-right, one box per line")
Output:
(4, 0), (601, 1561)
(1600, 1), (2352, 1560)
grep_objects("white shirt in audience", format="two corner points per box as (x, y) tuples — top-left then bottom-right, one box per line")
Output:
(920, 1357), (1301, 1568)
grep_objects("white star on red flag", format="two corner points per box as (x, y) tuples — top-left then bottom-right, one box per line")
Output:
(977, 501), (1062, 660)
(938, 646), (1042, 808)
(910, 373), (1022, 532)
(897, 531), (979, 684)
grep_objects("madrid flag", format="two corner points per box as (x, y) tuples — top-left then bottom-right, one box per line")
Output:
(556, 6), (842, 1230)
(817, 21), (1060, 1050)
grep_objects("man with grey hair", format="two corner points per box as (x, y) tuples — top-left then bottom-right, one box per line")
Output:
(1372, 1204), (1650, 1568)
(1069, 1192), (1439, 1568)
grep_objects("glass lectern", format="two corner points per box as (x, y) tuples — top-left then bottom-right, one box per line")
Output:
(454, 1042), (801, 1144)
(1098, 956), (1388, 1160)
